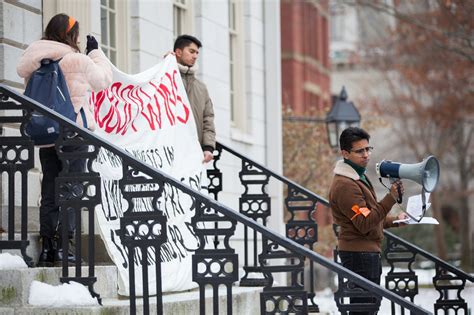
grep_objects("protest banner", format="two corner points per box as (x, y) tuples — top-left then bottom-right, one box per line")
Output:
(91, 56), (203, 295)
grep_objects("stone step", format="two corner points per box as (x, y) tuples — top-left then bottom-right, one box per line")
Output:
(1, 233), (113, 265)
(0, 285), (262, 315)
(0, 265), (119, 306)
(0, 233), (40, 265)
(1, 205), (104, 237)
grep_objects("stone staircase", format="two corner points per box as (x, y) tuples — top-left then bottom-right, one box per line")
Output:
(0, 123), (263, 313)
(0, 203), (113, 266)
(0, 259), (262, 314)
(0, 204), (261, 314)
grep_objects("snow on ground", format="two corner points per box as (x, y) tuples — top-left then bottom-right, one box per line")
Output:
(1, 253), (470, 311)
(0, 253), (28, 269)
(28, 281), (99, 307)
(313, 268), (474, 314)
(315, 286), (474, 314)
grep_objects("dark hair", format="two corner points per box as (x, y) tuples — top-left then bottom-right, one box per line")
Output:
(43, 13), (80, 52)
(339, 127), (370, 151)
(173, 34), (202, 52)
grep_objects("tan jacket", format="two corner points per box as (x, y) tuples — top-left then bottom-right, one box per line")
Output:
(17, 40), (112, 131)
(329, 160), (397, 252)
(178, 64), (216, 151)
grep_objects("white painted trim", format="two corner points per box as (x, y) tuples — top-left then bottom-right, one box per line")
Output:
(229, 0), (247, 133)
(263, 0), (283, 233)
(230, 127), (256, 145)
(173, 0), (195, 38)
(116, 0), (130, 72)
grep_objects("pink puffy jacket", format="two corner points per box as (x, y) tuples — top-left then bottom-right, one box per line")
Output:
(17, 40), (112, 131)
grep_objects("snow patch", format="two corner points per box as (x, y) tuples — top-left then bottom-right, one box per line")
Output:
(0, 253), (28, 269)
(29, 281), (99, 307)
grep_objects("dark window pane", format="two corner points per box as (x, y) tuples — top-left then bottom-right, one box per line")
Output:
(110, 12), (116, 47)
(101, 8), (108, 44)
(110, 50), (117, 65)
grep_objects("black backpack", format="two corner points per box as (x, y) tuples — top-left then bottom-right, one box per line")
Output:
(24, 58), (87, 145)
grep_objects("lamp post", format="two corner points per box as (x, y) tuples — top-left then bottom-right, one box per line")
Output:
(282, 86), (361, 149)
(325, 86), (361, 148)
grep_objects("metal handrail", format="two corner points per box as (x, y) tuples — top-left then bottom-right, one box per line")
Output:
(384, 230), (474, 282)
(217, 140), (474, 314)
(0, 84), (430, 314)
(218, 141), (473, 284)
(216, 142), (330, 206)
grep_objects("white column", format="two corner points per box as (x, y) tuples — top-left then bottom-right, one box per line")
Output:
(263, 0), (286, 287)
(263, 0), (283, 235)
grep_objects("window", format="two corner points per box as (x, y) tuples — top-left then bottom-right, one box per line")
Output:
(100, 0), (117, 65)
(229, 0), (246, 131)
(173, 0), (193, 38)
(330, 4), (345, 41)
(42, 0), (129, 71)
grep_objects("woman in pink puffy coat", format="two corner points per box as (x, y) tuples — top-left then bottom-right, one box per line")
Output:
(17, 13), (112, 267)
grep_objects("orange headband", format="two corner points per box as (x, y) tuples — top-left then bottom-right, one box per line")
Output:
(66, 16), (76, 33)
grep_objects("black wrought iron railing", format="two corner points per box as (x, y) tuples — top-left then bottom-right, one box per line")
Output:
(209, 142), (326, 312)
(384, 231), (474, 315)
(0, 86), (103, 301)
(0, 83), (457, 314)
(210, 141), (474, 315)
(0, 114), (34, 267)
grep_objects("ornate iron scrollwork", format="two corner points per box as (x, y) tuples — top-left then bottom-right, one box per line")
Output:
(192, 200), (238, 314)
(383, 235), (418, 314)
(334, 276), (382, 315)
(206, 145), (223, 250)
(118, 161), (167, 314)
(0, 87), (105, 301)
(285, 184), (319, 312)
(0, 92), (34, 266)
(239, 160), (271, 287)
(382, 230), (474, 314)
(433, 264), (468, 314)
(55, 126), (102, 301)
(206, 145), (222, 201)
(259, 240), (308, 314)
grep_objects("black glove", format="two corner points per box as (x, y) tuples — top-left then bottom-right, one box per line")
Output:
(85, 35), (98, 55)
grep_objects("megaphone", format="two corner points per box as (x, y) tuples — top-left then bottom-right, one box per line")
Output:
(375, 155), (440, 193)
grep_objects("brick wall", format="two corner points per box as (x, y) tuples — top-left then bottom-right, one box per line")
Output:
(281, 0), (331, 115)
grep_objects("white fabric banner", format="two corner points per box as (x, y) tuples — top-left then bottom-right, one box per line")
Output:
(90, 56), (203, 296)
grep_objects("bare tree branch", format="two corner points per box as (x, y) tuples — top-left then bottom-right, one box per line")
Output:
(339, 0), (474, 64)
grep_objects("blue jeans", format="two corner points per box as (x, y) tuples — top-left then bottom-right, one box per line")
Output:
(338, 251), (382, 315)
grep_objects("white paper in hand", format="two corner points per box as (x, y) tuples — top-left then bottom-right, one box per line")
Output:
(406, 193), (431, 218)
(394, 193), (439, 225)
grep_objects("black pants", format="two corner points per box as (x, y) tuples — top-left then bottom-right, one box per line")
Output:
(338, 251), (382, 315)
(39, 146), (86, 238)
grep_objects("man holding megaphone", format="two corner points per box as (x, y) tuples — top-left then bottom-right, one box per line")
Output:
(329, 127), (407, 314)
